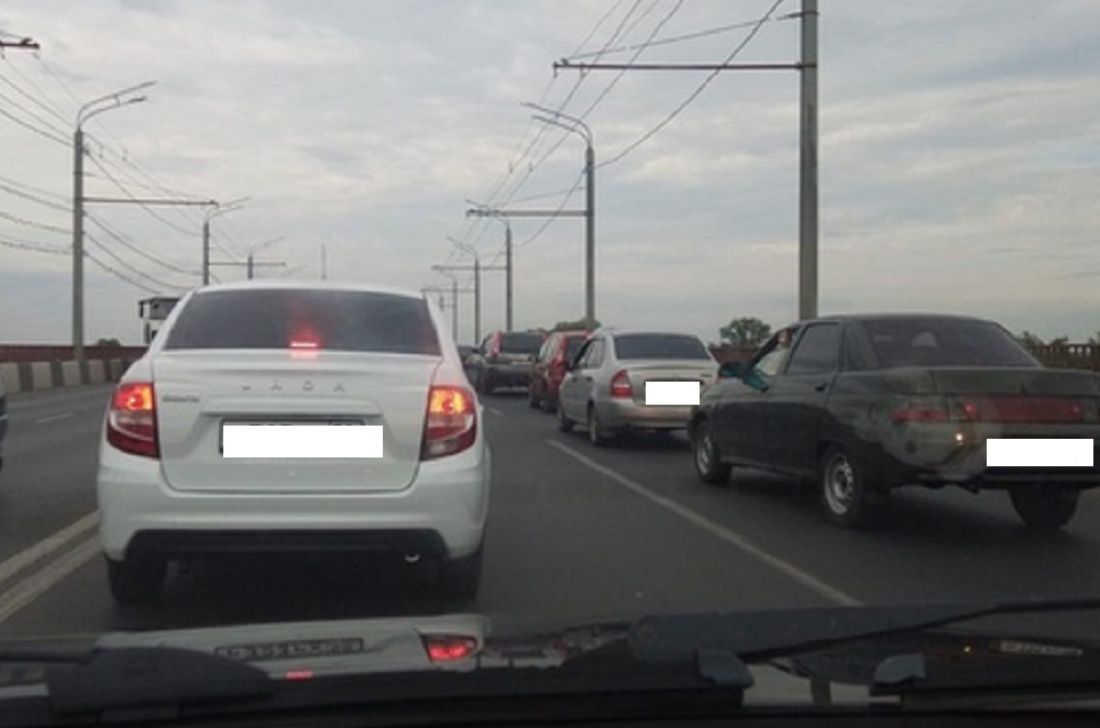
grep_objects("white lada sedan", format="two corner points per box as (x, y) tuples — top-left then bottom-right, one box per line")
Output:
(97, 282), (490, 605)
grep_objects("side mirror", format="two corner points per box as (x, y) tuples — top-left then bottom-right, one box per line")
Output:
(718, 361), (742, 379)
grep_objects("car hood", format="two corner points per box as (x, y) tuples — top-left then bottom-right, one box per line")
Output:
(92, 614), (491, 679)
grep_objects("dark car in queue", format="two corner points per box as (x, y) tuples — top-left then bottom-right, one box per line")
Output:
(688, 314), (1100, 529)
(469, 330), (545, 395)
(528, 330), (589, 412)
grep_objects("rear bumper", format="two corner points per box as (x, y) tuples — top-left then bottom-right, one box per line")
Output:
(96, 431), (491, 562)
(868, 424), (1100, 491)
(598, 399), (692, 431)
(483, 364), (534, 387)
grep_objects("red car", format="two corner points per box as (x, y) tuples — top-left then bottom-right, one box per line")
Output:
(528, 330), (590, 412)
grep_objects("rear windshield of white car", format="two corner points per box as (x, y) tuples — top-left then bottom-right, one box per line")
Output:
(499, 333), (543, 354)
(613, 334), (710, 360)
(860, 318), (1038, 368)
(164, 289), (441, 355)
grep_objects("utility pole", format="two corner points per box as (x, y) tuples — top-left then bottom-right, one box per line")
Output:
(422, 285), (474, 339)
(72, 81), (159, 360)
(504, 222), (513, 331)
(552, 1), (814, 319)
(799, 0), (818, 320)
(210, 259), (286, 280)
(436, 254), (506, 344)
(466, 204), (586, 332)
(202, 198), (249, 285)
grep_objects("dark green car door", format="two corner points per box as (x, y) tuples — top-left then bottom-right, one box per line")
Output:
(763, 323), (842, 477)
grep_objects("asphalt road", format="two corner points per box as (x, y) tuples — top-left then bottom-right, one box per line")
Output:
(3, 384), (1100, 640)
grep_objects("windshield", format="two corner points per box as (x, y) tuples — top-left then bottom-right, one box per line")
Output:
(613, 334), (711, 360)
(2, 0), (1100, 717)
(499, 333), (542, 355)
(165, 289), (440, 355)
(860, 319), (1039, 369)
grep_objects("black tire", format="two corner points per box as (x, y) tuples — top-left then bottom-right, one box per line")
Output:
(1009, 485), (1079, 530)
(106, 556), (166, 606)
(587, 405), (611, 447)
(819, 446), (879, 528)
(440, 545), (483, 600)
(692, 419), (731, 485)
(557, 402), (574, 433)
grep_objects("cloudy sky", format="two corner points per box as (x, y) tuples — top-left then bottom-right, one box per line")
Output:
(0, 0), (1097, 345)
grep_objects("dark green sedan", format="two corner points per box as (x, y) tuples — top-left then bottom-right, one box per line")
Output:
(688, 315), (1100, 530)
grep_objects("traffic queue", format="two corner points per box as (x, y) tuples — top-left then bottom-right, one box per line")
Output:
(464, 314), (1100, 531)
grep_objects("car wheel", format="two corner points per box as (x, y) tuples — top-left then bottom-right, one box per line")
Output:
(106, 556), (166, 606)
(692, 420), (731, 485)
(439, 545), (483, 600)
(557, 402), (574, 433)
(819, 447), (878, 528)
(587, 405), (611, 447)
(1009, 485), (1079, 530)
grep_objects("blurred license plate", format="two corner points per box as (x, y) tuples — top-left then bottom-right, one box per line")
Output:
(986, 438), (1094, 468)
(222, 423), (383, 459)
(645, 381), (701, 406)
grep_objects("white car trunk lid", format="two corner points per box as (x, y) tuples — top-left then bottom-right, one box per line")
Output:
(153, 350), (437, 493)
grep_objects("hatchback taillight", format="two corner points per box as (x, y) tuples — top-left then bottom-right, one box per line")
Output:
(107, 381), (159, 458)
(610, 370), (633, 399)
(421, 384), (477, 460)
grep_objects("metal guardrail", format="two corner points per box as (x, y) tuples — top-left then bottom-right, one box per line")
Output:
(1028, 344), (1100, 372)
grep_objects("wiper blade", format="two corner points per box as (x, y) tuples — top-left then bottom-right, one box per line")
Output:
(630, 595), (1100, 665)
(42, 646), (274, 715)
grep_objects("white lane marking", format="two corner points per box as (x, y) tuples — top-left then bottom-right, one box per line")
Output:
(0, 512), (99, 587)
(0, 537), (101, 625)
(487, 406), (502, 416)
(546, 440), (862, 607)
(35, 412), (73, 424)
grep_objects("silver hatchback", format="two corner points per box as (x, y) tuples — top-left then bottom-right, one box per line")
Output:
(557, 329), (718, 446)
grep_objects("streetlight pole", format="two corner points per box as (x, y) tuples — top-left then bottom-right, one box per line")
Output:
(446, 236), (482, 342)
(522, 102), (596, 330)
(203, 197), (249, 284)
(72, 81), (155, 360)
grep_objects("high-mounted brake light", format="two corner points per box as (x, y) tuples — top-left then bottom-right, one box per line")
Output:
(422, 635), (479, 663)
(107, 382), (159, 458)
(421, 384), (477, 460)
(610, 370), (633, 399)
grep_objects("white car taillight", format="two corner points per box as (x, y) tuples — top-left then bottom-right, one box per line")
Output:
(106, 381), (159, 458)
(421, 384), (477, 460)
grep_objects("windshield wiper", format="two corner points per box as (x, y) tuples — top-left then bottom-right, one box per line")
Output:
(630, 595), (1100, 665)
(0, 645), (274, 719)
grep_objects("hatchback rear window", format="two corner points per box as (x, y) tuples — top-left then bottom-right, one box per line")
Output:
(499, 333), (543, 354)
(164, 289), (441, 355)
(613, 334), (710, 360)
(564, 336), (586, 361)
(860, 318), (1038, 368)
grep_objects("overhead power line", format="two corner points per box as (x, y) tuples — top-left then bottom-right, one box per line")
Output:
(598, 0), (788, 168)
(0, 209), (69, 235)
(0, 105), (68, 145)
(86, 154), (202, 237)
(86, 232), (189, 292)
(0, 232), (68, 255)
(563, 11), (799, 60)
(85, 212), (201, 276)
(0, 181), (71, 212)
(84, 248), (162, 295)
